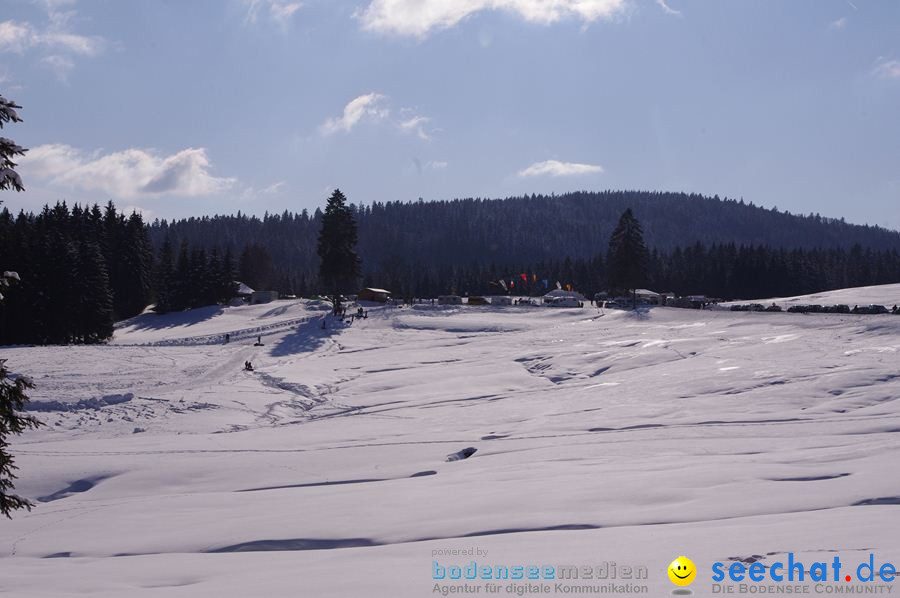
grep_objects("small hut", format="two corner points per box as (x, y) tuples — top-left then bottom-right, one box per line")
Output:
(358, 287), (391, 303)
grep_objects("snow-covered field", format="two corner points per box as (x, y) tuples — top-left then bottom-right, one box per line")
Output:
(2, 284), (900, 597)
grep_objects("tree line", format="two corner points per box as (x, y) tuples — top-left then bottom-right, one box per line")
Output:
(0, 202), (151, 344)
(155, 238), (237, 313)
(361, 242), (900, 302)
(0, 201), (237, 344)
(3, 197), (900, 344)
(149, 191), (900, 296)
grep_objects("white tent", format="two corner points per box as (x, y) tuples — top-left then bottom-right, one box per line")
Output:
(235, 282), (255, 296)
(543, 289), (585, 301)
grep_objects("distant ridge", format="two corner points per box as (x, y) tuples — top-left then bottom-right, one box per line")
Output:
(150, 190), (900, 276)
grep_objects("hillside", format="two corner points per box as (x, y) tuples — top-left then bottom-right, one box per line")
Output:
(151, 191), (900, 280)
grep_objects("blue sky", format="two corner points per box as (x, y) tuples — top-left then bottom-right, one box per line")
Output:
(2, 0), (899, 228)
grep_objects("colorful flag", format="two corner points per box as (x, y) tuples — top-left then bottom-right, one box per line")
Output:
(520, 273), (527, 282)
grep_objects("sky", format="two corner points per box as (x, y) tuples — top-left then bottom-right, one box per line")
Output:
(1, 0), (899, 228)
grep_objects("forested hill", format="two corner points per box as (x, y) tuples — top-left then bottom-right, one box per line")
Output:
(150, 191), (900, 273)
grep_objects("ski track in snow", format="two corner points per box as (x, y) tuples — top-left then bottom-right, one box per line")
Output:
(1, 285), (899, 596)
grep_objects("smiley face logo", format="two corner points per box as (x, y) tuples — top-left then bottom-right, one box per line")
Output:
(668, 556), (696, 586)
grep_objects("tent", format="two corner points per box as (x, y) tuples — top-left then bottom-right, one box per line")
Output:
(543, 289), (585, 301)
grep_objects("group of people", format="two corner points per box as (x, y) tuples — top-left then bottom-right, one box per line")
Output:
(333, 305), (368, 321)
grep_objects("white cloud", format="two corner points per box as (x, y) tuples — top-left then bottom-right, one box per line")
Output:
(320, 94), (436, 140)
(41, 54), (75, 80)
(259, 180), (286, 194)
(0, 15), (102, 55)
(320, 93), (389, 135)
(20, 144), (236, 198)
(656, 0), (681, 16)
(828, 17), (846, 30)
(873, 58), (900, 79)
(243, 0), (303, 25)
(0, 21), (32, 53)
(121, 204), (155, 220)
(518, 159), (604, 177)
(399, 115), (431, 140)
(0, 2), (103, 80)
(357, 0), (628, 38)
(240, 180), (286, 199)
(412, 158), (448, 174)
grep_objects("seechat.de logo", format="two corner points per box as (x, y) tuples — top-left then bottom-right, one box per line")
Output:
(668, 556), (697, 586)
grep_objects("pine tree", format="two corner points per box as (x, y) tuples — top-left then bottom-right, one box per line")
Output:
(219, 246), (237, 303)
(154, 237), (176, 313)
(189, 246), (207, 307)
(174, 240), (191, 310)
(115, 212), (153, 318)
(317, 189), (360, 312)
(75, 240), (114, 342)
(205, 248), (222, 306)
(0, 94), (42, 514)
(0, 358), (41, 518)
(607, 208), (648, 308)
(0, 94), (26, 192)
(239, 243), (274, 291)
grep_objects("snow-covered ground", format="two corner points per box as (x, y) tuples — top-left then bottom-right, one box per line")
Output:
(722, 282), (900, 309)
(1, 286), (899, 597)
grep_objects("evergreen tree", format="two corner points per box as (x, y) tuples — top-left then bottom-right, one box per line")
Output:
(189, 246), (207, 307)
(0, 95), (42, 515)
(204, 248), (222, 306)
(75, 240), (114, 342)
(116, 212), (153, 318)
(154, 237), (176, 313)
(239, 243), (274, 291)
(317, 189), (360, 312)
(0, 358), (41, 518)
(0, 94), (26, 192)
(607, 208), (648, 308)
(174, 240), (191, 309)
(219, 246), (237, 303)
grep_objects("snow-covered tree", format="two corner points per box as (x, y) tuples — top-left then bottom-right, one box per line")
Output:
(0, 94), (26, 193)
(0, 93), (41, 518)
(0, 358), (41, 518)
